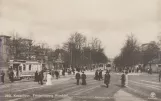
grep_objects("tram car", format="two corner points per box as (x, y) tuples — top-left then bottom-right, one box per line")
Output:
(104, 63), (112, 71)
(8, 60), (43, 80)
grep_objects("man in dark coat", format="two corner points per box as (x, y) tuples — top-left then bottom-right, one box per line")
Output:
(39, 71), (44, 85)
(99, 69), (103, 81)
(104, 71), (110, 88)
(10, 70), (14, 83)
(55, 70), (59, 79)
(1, 70), (5, 84)
(75, 71), (81, 85)
(159, 70), (161, 82)
(95, 70), (99, 80)
(72, 68), (75, 75)
(121, 72), (125, 87)
(81, 72), (86, 85)
(34, 71), (38, 82)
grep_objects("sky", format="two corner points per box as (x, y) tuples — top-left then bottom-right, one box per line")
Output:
(0, 0), (160, 58)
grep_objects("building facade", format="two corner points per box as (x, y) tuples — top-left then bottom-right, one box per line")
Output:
(0, 35), (11, 71)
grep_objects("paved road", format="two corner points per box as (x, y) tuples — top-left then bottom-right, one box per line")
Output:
(0, 72), (161, 101)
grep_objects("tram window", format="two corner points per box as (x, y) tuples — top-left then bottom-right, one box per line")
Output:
(158, 64), (161, 67)
(23, 64), (26, 70)
(29, 65), (32, 71)
(19, 66), (22, 71)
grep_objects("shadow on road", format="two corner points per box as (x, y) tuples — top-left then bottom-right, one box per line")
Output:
(114, 84), (126, 88)
(100, 84), (107, 88)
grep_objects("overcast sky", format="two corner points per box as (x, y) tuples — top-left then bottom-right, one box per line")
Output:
(0, 0), (160, 58)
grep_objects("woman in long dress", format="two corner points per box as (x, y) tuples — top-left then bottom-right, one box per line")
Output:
(125, 71), (128, 87)
(46, 72), (52, 85)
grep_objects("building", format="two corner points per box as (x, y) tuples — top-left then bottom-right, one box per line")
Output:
(53, 53), (64, 70)
(0, 35), (11, 71)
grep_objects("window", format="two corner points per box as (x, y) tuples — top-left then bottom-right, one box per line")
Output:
(29, 65), (32, 71)
(158, 65), (161, 68)
(23, 64), (26, 71)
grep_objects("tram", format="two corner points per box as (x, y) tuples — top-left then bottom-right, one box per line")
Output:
(8, 60), (43, 80)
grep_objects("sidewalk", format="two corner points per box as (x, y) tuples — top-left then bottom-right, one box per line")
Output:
(114, 89), (146, 101)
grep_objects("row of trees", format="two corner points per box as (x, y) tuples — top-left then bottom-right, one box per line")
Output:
(114, 34), (160, 71)
(8, 32), (108, 68)
(62, 32), (108, 67)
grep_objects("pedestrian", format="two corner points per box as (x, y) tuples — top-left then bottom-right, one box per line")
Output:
(72, 68), (75, 75)
(81, 72), (86, 85)
(1, 70), (5, 84)
(95, 70), (99, 80)
(104, 71), (110, 88)
(39, 71), (44, 85)
(34, 71), (38, 82)
(62, 69), (65, 76)
(75, 71), (81, 85)
(125, 71), (128, 87)
(99, 69), (103, 81)
(159, 70), (161, 82)
(55, 70), (59, 79)
(46, 72), (52, 85)
(10, 70), (14, 83)
(121, 71), (125, 87)
(149, 68), (152, 74)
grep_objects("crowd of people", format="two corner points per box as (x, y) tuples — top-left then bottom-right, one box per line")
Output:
(94, 69), (103, 81)
(75, 69), (111, 88)
(1, 67), (161, 87)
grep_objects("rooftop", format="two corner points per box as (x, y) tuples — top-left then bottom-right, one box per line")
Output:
(0, 35), (11, 38)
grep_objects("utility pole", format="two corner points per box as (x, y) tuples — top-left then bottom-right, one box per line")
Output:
(70, 45), (72, 67)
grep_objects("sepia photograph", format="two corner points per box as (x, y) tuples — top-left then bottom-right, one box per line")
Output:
(0, 0), (161, 101)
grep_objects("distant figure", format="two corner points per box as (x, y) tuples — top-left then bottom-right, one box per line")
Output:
(46, 72), (52, 85)
(72, 68), (75, 75)
(75, 71), (81, 85)
(34, 71), (38, 82)
(81, 72), (86, 85)
(62, 69), (65, 76)
(104, 71), (110, 88)
(55, 70), (59, 79)
(95, 70), (99, 80)
(39, 71), (44, 85)
(121, 72), (125, 87)
(99, 69), (103, 80)
(9, 70), (14, 82)
(159, 70), (161, 82)
(1, 70), (5, 84)
(149, 68), (152, 74)
(125, 71), (128, 87)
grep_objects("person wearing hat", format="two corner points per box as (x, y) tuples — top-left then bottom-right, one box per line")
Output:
(39, 70), (44, 85)
(125, 70), (128, 87)
(46, 72), (52, 85)
(99, 69), (103, 81)
(1, 70), (5, 84)
(159, 70), (161, 82)
(104, 71), (110, 88)
(81, 72), (86, 85)
(121, 71), (125, 87)
(34, 71), (38, 82)
(95, 70), (99, 80)
(75, 71), (81, 85)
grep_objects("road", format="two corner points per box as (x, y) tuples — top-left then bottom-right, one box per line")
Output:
(0, 72), (161, 101)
